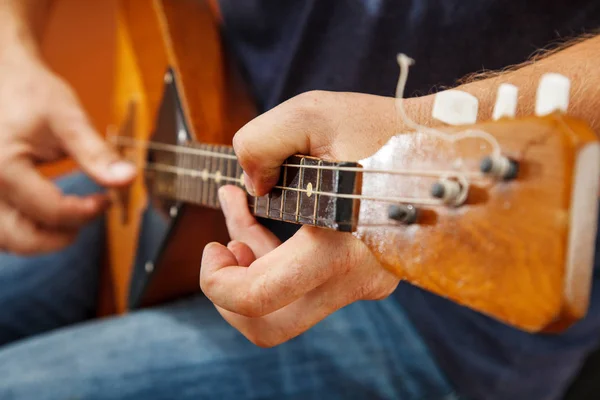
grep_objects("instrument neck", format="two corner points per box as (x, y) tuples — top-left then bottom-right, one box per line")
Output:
(146, 143), (361, 232)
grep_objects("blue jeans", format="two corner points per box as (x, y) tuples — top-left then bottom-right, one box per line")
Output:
(0, 174), (458, 400)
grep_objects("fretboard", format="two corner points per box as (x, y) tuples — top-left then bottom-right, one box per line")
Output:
(145, 142), (361, 232)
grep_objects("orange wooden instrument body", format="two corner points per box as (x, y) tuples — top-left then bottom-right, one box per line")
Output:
(103, 0), (255, 314)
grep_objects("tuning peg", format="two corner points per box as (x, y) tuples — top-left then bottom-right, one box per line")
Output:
(535, 73), (570, 116)
(430, 178), (468, 206)
(480, 155), (519, 180)
(492, 84), (518, 120)
(388, 204), (418, 224)
(432, 90), (479, 125)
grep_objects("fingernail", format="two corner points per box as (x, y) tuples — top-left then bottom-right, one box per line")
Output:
(108, 161), (136, 181)
(218, 186), (229, 215)
(243, 172), (256, 196)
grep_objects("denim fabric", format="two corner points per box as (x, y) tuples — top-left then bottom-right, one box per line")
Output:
(0, 174), (458, 400)
(0, 175), (105, 345)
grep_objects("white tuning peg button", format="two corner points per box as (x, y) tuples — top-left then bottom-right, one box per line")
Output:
(535, 73), (571, 116)
(492, 83), (518, 120)
(432, 90), (479, 126)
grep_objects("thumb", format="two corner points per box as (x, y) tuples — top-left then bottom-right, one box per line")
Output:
(50, 85), (136, 187)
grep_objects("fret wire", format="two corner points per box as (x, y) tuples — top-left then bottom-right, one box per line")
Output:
(153, 186), (360, 226)
(235, 156), (242, 189)
(185, 144), (191, 202)
(111, 136), (491, 181)
(208, 145), (214, 206)
(253, 193), (258, 215)
(201, 146), (209, 206)
(179, 145), (184, 201)
(313, 160), (322, 225)
(146, 163), (445, 206)
(217, 146), (224, 207)
(295, 158), (304, 223)
(195, 144), (201, 205)
(177, 144), (184, 201)
(266, 192), (271, 218)
(226, 147), (232, 206)
(280, 165), (287, 220)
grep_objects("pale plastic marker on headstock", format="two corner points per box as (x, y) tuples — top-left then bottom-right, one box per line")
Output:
(492, 83), (519, 120)
(432, 90), (479, 126)
(392, 54), (502, 159)
(535, 73), (571, 116)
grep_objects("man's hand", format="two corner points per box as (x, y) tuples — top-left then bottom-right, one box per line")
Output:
(0, 49), (135, 255)
(201, 33), (600, 347)
(200, 91), (404, 347)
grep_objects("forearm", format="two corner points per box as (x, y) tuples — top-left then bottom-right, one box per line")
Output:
(0, 0), (55, 57)
(410, 35), (600, 133)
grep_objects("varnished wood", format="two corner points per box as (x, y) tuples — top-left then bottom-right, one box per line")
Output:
(356, 113), (600, 332)
(106, 0), (255, 313)
(39, 0), (116, 178)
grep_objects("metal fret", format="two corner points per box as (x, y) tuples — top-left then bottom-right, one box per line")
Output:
(295, 157), (305, 222)
(280, 165), (287, 219)
(201, 147), (209, 206)
(194, 145), (201, 204)
(226, 149), (232, 184)
(216, 146), (224, 207)
(235, 157), (242, 189)
(185, 145), (191, 202)
(313, 160), (322, 225)
(208, 145), (215, 207)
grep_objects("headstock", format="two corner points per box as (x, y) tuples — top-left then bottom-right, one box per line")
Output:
(356, 55), (600, 332)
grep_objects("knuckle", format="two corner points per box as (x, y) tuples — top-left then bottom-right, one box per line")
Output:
(292, 90), (329, 115)
(245, 329), (283, 349)
(0, 153), (20, 192)
(236, 280), (270, 318)
(3, 225), (37, 256)
(361, 271), (399, 301)
(41, 208), (63, 228)
(199, 270), (219, 298)
(232, 129), (257, 170)
(249, 335), (279, 349)
(232, 295), (264, 318)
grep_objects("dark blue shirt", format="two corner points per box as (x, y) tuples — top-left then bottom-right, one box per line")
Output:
(217, 1), (600, 399)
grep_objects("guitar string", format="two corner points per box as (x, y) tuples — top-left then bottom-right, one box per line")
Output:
(110, 53), (503, 205)
(155, 187), (383, 228)
(158, 187), (392, 228)
(146, 162), (445, 206)
(393, 54), (502, 158)
(110, 135), (490, 181)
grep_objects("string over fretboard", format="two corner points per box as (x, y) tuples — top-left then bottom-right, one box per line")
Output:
(145, 142), (362, 232)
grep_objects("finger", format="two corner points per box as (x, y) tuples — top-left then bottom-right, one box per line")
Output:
(49, 85), (136, 187)
(0, 159), (110, 229)
(227, 241), (255, 267)
(218, 185), (280, 257)
(200, 226), (359, 318)
(0, 200), (77, 255)
(232, 92), (329, 195)
(216, 257), (398, 348)
(215, 272), (361, 348)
